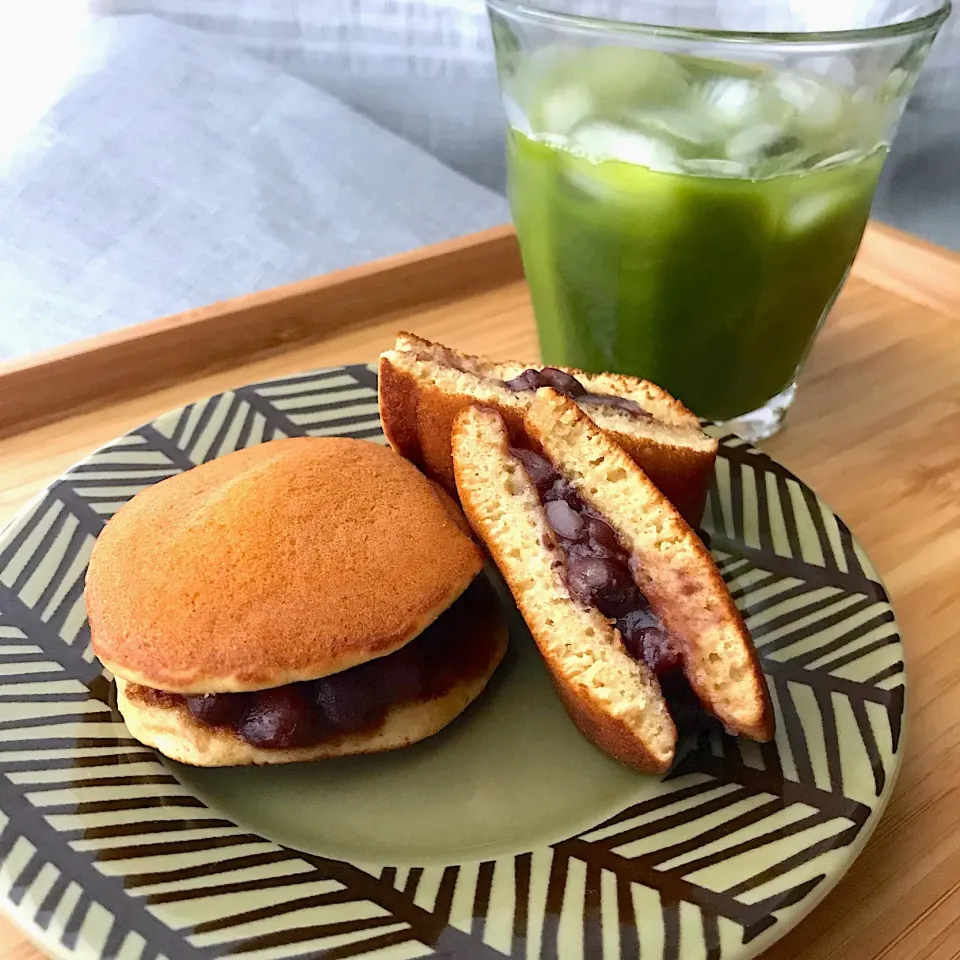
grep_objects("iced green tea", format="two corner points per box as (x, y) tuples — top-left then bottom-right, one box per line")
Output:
(502, 48), (889, 421)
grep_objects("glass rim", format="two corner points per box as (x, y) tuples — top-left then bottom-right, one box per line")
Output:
(485, 0), (952, 46)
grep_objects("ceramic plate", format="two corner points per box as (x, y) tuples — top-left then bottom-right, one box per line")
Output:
(0, 364), (904, 960)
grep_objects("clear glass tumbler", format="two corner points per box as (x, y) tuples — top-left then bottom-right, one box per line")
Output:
(487, 0), (950, 440)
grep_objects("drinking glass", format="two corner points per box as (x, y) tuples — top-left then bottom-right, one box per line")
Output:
(487, 0), (950, 440)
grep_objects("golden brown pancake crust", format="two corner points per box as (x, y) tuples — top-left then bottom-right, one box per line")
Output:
(87, 437), (483, 693)
(379, 332), (717, 523)
(548, 668), (672, 774)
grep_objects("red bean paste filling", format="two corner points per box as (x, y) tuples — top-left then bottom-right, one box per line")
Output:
(503, 367), (652, 418)
(134, 577), (501, 751)
(509, 446), (680, 677)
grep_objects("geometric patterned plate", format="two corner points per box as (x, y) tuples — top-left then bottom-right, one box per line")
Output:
(0, 363), (904, 960)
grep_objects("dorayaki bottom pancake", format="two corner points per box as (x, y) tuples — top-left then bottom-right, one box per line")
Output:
(115, 576), (508, 767)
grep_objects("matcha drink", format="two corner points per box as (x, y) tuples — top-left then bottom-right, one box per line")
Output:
(499, 46), (893, 423)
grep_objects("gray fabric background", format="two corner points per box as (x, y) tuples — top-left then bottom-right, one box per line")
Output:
(0, 13), (509, 360)
(1, 1), (956, 361)
(97, 0), (960, 237)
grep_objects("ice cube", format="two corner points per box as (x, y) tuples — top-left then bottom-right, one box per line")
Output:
(725, 124), (787, 163)
(502, 94), (532, 137)
(775, 73), (843, 132)
(627, 107), (722, 150)
(680, 157), (749, 178)
(536, 83), (594, 136)
(581, 47), (692, 113)
(801, 56), (856, 88)
(700, 77), (763, 127)
(881, 68), (913, 102)
(569, 120), (680, 172)
(812, 148), (863, 170)
(786, 189), (851, 232)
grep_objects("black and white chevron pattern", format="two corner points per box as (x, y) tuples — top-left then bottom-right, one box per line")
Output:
(0, 365), (905, 960)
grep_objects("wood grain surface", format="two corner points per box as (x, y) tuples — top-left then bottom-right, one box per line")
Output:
(0, 221), (958, 960)
(0, 226), (524, 439)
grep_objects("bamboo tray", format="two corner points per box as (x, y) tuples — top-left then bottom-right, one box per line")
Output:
(0, 222), (958, 960)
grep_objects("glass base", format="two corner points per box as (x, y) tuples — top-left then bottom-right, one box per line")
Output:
(718, 382), (796, 443)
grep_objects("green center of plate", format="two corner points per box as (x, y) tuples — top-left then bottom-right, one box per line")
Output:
(172, 590), (657, 866)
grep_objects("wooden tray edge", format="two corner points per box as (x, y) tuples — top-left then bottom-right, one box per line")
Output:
(0, 225), (522, 439)
(851, 221), (960, 317)
(4, 220), (955, 442)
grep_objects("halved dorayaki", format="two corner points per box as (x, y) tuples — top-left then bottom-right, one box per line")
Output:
(451, 390), (772, 774)
(379, 332), (717, 523)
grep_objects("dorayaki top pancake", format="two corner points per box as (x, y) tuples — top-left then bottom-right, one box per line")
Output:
(86, 437), (483, 693)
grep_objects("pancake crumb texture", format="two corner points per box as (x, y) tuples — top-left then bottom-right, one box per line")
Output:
(525, 390), (773, 743)
(452, 405), (676, 774)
